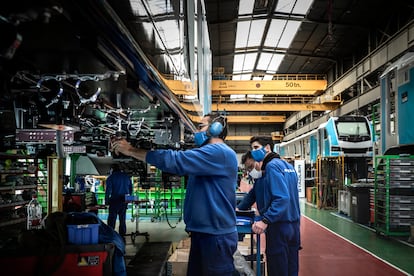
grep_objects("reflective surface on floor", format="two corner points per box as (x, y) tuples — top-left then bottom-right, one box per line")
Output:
(110, 199), (414, 275)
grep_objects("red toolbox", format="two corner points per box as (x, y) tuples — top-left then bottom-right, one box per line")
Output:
(0, 243), (115, 275)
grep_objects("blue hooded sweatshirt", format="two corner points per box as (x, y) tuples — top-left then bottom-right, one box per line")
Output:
(146, 143), (238, 234)
(238, 157), (301, 223)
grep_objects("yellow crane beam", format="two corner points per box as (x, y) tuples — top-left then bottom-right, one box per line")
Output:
(161, 76), (328, 96)
(179, 101), (340, 112)
(226, 136), (253, 141)
(227, 115), (285, 123)
(212, 79), (327, 95)
(185, 114), (284, 123)
(211, 102), (341, 112)
(226, 135), (283, 141)
(161, 78), (197, 96)
(271, 131), (284, 142)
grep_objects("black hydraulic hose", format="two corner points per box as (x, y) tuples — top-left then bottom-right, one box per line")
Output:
(163, 189), (182, 229)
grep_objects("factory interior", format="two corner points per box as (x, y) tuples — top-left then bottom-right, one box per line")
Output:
(0, 0), (414, 275)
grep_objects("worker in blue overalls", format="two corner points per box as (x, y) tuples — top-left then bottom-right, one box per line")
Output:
(238, 136), (301, 276)
(105, 163), (132, 238)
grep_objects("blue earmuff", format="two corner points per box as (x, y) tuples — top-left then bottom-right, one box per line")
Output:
(209, 121), (223, 137)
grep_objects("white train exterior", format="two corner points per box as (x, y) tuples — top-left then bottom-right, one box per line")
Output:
(277, 116), (373, 164)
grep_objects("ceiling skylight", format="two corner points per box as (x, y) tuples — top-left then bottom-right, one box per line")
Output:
(233, 0), (314, 80)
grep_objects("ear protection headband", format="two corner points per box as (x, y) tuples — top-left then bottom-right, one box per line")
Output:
(208, 121), (223, 137)
(207, 115), (226, 137)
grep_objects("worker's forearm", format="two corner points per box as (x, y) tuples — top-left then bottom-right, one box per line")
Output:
(126, 146), (148, 161)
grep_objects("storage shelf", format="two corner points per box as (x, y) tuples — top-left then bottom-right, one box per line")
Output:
(0, 200), (30, 210)
(0, 153), (45, 232)
(0, 217), (26, 227)
(374, 155), (414, 236)
(0, 184), (36, 191)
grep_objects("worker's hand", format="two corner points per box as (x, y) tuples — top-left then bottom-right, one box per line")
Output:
(111, 137), (148, 161)
(252, 220), (267, 234)
(110, 138), (134, 156)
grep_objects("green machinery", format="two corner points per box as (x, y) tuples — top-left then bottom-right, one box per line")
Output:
(95, 169), (185, 221)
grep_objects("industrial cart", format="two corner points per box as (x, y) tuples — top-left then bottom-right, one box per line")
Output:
(236, 210), (262, 276)
(125, 195), (150, 243)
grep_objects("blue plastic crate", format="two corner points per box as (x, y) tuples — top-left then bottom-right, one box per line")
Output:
(125, 194), (138, 203)
(67, 224), (99, 245)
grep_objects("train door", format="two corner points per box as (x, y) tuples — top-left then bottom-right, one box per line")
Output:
(309, 133), (318, 163)
(318, 125), (329, 157)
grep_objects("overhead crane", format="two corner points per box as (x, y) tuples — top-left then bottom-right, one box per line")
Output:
(180, 99), (341, 112)
(162, 74), (328, 96)
(186, 114), (285, 124)
(161, 74), (340, 125)
(225, 132), (284, 142)
(211, 76), (327, 96)
(211, 102), (341, 112)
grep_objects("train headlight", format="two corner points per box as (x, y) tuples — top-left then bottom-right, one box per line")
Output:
(331, 146), (341, 152)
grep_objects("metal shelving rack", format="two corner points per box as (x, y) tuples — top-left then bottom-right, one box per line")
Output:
(374, 155), (414, 236)
(136, 171), (185, 222)
(0, 152), (42, 232)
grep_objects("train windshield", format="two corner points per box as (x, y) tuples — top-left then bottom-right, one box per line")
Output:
(336, 121), (369, 136)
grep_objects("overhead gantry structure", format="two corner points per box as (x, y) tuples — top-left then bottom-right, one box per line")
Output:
(160, 74), (340, 143)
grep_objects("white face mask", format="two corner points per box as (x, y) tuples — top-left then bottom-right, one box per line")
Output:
(249, 168), (262, 179)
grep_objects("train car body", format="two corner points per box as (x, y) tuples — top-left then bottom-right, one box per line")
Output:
(278, 116), (373, 163)
(380, 52), (414, 155)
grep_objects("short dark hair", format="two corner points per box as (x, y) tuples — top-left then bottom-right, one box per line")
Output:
(241, 151), (253, 165)
(249, 136), (274, 149)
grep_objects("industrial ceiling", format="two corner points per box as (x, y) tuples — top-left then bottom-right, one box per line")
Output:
(203, 0), (414, 151)
(205, 0), (414, 78)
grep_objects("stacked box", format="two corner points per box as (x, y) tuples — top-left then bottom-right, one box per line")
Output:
(168, 237), (191, 276)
